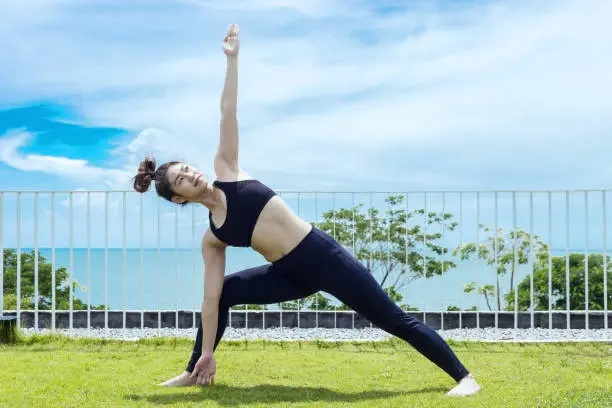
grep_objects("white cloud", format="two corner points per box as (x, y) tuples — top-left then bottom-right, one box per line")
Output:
(0, 130), (132, 189)
(1, 0), (611, 191)
(182, 0), (355, 17)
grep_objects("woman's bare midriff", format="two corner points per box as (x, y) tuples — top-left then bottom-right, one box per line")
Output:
(250, 196), (312, 262)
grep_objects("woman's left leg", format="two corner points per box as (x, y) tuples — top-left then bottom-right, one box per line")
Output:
(186, 263), (316, 373)
(160, 263), (316, 387)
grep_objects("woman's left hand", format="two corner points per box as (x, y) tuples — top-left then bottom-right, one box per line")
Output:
(189, 352), (217, 386)
(223, 24), (240, 57)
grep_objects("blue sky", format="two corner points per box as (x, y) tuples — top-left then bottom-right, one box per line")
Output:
(1, 0), (611, 194)
(2, 0), (612, 251)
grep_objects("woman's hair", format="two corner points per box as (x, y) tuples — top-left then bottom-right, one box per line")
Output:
(133, 156), (180, 203)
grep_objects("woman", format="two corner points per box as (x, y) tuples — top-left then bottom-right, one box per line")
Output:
(133, 24), (480, 397)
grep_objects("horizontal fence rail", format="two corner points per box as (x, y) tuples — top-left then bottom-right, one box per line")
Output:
(0, 189), (610, 334)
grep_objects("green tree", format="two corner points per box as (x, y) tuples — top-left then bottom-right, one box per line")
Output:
(314, 195), (458, 307)
(446, 304), (479, 311)
(3, 249), (104, 310)
(277, 294), (337, 311)
(463, 283), (496, 311)
(280, 300), (299, 310)
(231, 304), (263, 310)
(506, 253), (612, 311)
(302, 293), (335, 310)
(453, 226), (548, 310)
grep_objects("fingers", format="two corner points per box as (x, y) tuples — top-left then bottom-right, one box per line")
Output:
(196, 371), (209, 386)
(195, 371), (216, 386)
(227, 23), (239, 36)
(223, 24), (239, 56)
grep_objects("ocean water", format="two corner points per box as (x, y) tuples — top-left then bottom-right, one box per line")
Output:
(2, 189), (610, 311)
(6, 246), (596, 312)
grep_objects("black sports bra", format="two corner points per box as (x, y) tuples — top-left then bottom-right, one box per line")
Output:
(208, 179), (277, 247)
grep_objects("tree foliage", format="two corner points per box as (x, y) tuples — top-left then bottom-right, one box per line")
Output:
(453, 226), (548, 310)
(455, 226), (611, 311)
(315, 194), (457, 286)
(2, 249), (104, 310)
(507, 253), (612, 311)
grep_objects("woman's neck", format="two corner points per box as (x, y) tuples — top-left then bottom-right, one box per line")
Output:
(198, 185), (225, 211)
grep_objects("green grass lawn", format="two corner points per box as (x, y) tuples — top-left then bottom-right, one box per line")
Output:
(1, 335), (610, 407)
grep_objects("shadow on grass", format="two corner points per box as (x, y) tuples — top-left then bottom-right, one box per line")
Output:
(125, 384), (446, 405)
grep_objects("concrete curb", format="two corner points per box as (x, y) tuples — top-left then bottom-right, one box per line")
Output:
(2, 310), (610, 330)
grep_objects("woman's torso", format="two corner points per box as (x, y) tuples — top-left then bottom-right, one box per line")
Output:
(209, 175), (312, 262)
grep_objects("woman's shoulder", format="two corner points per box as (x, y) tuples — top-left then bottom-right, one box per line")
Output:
(201, 227), (228, 250)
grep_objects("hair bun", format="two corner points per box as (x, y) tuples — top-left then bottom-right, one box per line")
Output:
(133, 156), (157, 193)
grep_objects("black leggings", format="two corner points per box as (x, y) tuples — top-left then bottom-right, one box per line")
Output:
(187, 227), (470, 382)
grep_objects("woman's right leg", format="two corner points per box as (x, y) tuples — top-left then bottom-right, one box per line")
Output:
(315, 250), (471, 383)
(284, 228), (473, 386)
(186, 264), (316, 373)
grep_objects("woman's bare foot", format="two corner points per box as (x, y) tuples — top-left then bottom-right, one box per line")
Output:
(158, 371), (197, 387)
(446, 373), (481, 396)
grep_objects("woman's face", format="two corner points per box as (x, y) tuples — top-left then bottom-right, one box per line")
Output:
(166, 162), (208, 204)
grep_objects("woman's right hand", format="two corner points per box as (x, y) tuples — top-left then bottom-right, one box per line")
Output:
(189, 352), (217, 386)
(223, 24), (240, 58)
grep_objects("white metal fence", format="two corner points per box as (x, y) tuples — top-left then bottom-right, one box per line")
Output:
(0, 189), (609, 335)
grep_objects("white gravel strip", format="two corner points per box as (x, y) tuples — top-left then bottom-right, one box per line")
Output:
(20, 327), (611, 342)
(438, 328), (611, 343)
